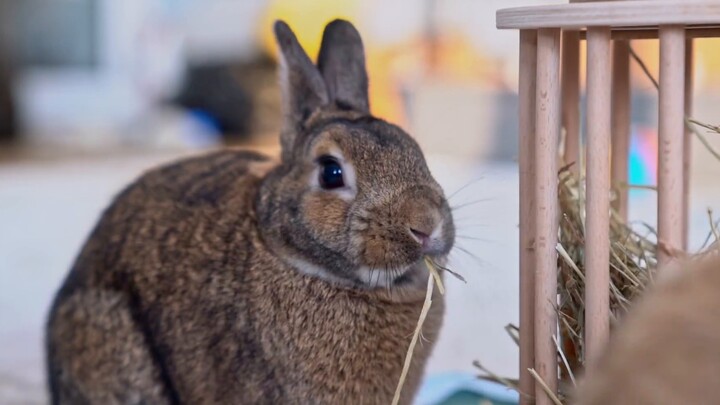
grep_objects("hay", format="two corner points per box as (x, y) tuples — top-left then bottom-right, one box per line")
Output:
(392, 257), (466, 404)
(476, 165), (662, 402)
(392, 257), (447, 405)
(475, 48), (720, 403)
(477, 166), (720, 403)
(555, 166), (657, 379)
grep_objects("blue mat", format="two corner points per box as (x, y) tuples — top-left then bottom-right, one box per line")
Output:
(415, 371), (519, 405)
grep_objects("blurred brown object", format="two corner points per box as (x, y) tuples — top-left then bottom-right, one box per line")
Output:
(231, 55), (282, 138)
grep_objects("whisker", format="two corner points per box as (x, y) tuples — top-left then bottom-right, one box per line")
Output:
(394, 265), (404, 296)
(452, 215), (494, 226)
(450, 197), (494, 212)
(455, 235), (499, 244)
(455, 223), (489, 229)
(450, 215), (476, 225)
(394, 265), (403, 295)
(446, 177), (485, 201)
(453, 244), (486, 267)
(428, 258), (467, 283)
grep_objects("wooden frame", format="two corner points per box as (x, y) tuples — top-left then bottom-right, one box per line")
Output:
(533, 28), (561, 405)
(498, 1), (720, 29)
(518, 29), (537, 405)
(500, 1), (718, 402)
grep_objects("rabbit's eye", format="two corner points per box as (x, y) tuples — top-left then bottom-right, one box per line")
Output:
(318, 155), (345, 190)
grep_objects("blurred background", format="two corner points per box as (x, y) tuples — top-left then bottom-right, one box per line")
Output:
(1, 0), (720, 403)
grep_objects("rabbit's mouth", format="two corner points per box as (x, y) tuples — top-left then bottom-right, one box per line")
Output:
(356, 255), (448, 290)
(391, 267), (419, 287)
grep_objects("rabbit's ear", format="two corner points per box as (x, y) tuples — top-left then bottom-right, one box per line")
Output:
(317, 19), (369, 114)
(274, 21), (329, 135)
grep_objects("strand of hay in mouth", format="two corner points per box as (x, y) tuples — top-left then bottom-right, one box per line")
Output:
(392, 257), (450, 405)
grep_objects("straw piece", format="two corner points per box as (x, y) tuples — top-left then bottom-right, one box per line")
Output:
(425, 257), (446, 295)
(428, 258), (467, 283)
(392, 258), (446, 405)
(709, 209), (720, 241)
(391, 273), (434, 405)
(474, 361), (520, 392)
(529, 368), (564, 405)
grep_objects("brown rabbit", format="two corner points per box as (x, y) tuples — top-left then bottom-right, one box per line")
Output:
(572, 253), (720, 405)
(45, 19), (455, 405)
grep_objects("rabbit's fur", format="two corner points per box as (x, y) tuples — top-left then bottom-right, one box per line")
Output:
(46, 20), (455, 405)
(573, 253), (720, 405)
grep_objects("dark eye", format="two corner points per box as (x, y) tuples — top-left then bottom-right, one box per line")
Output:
(318, 155), (345, 190)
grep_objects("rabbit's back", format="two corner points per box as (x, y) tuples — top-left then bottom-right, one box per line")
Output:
(47, 149), (280, 403)
(49, 149), (273, 296)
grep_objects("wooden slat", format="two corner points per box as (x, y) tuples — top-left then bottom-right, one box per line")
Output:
(497, 1), (720, 30)
(562, 30), (581, 173)
(585, 26), (612, 368)
(534, 27), (561, 405)
(518, 29), (537, 405)
(658, 25), (686, 266)
(683, 39), (694, 250)
(611, 40), (631, 221)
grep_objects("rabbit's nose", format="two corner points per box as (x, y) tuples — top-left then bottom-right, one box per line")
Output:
(407, 219), (443, 253)
(398, 187), (447, 253)
(410, 227), (431, 245)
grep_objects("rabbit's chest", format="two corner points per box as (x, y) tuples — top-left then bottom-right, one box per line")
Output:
(258, 277), (444, 402)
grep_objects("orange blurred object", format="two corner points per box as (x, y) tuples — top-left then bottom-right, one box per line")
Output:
(257, 0), (359, 61)
(366, 31), (504, 127)
(255, 0), (503, 127)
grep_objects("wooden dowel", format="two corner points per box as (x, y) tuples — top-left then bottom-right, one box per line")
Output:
(658, 25), (686, 267)
(611, 40), (631, 221)
(562, 30), (581, 172)
(519, 29), (538, 405)
(683, 39), (694, 250)
(534, 27), (561, 405)
(585, 26), (612, 368)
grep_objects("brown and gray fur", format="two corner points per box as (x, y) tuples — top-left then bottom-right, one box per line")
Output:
(46, 19), (455, 405)
(573, 253), (720, 405)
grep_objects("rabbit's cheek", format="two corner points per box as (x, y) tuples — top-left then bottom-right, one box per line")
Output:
(361, 231), (419, 268)
(302, 193), (350, 246)
(363, 237), (389, 266)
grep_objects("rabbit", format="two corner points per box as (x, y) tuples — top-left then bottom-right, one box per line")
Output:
(45, 19), (455, 405)
(572, 253), (720, 405)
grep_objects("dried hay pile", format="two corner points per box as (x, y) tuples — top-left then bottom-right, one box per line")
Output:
(554, 166), (657, 381)
(478, 164), (720, 403)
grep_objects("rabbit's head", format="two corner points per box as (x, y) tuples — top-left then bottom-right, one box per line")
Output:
(257, 20), (455, 294)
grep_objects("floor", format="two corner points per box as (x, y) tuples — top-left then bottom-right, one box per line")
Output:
(1, 148), (719, 404)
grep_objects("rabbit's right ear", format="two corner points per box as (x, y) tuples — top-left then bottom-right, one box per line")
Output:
(316, 20), (369, 113)
(274, 21), (329, 145)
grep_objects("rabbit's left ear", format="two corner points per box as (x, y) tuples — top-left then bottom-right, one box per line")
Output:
(274, 20), (329, 136)
(317, 19), (370, 114)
